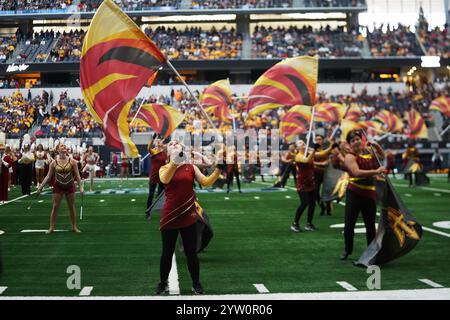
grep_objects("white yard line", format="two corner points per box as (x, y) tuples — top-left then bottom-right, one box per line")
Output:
(0, 287), (7, 295)
(418, 279), (444, 288)
(168, 254), (180, 295)
(422, 227), (450, 238)
(79, 286), (94, 296)
(21, 230), (69, 233)
(253, 284), (270, 293)
(2, 288), (449, 300)
(336, 281), (358, 291)
(393, 184), (450, 194)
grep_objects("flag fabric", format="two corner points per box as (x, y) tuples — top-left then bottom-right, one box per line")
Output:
(247, 56), (318, 117)
(195, 201), (213, 253)
(134, 104), (185, 139)
(356, 179), (423, 267)
(321, 163), (346, 202)
(430, 96), (450, 117)
(314, 103), (346, 123)
(375, 110), (403, 132)
(406, 109), (428, 139)
(279, 105), (312, 142)
(80, 0), (166, 157)
(345, 103), (363, 122)
(205, 105), (234, 123)
(200, 79), (234, 122)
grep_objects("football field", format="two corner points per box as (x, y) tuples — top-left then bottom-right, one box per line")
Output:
(0, 176), (449, 299)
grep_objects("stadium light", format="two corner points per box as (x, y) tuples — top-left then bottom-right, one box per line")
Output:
(421, 56), (440, 68)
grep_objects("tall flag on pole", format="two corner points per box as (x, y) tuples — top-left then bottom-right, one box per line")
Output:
(314, 102), (346, 123)
(430, 96), (450, 117)
(200, 79), (234, 122)
(134, 104), (185, 139)
(356, 179), (422, 267)
(405, 109), (428, 139)
(80, 0), (166, 158)
(375, 110), (403, 132)
(247, 56), (318, 117)
(280, 105), (312, 142)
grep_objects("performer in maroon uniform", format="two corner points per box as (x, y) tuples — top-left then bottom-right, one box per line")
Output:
(155, 141), (223, 295)
(341, 129), (386, 260)
(291, 141), (332, 233)
(145, 134), (167, 220)
(38, 142), (84, 234)
(225, 145), (241, 193)
(0, 146), (13, 203)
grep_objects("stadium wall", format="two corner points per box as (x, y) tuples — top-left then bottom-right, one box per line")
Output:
(0, 82), (407, 99)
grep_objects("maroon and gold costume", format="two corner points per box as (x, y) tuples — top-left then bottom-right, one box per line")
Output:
(0, 155), (13, 201)
(347, 152), (379, 201)
(150, 150), (167, 185)
(53, 159), (76, 195)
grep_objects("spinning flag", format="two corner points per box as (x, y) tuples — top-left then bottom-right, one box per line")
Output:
(345, 103), (363, 122)
(375, 110), (403, 132)
(405, 109), (428, 139)
(314, 103), (346, 123)
(80, 0), (166, 157)
(280, 105), (312, 142)
(430, 96), (450, 117)
(247, 56), (318, 116)
(200, 79), (234, 122)
(356, 179), (422, 267)
(134, 104), (185, 139)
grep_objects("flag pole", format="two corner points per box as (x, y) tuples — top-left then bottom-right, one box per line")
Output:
(329, 103), (351, 140)
(130, 97), (147, 126)
(165, 59), (217, 130)
(304, 106), (315, 159)
(440, 123), (450, 136)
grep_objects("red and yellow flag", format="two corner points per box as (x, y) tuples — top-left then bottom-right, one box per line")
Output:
(280, 105), (312, 142)
(406, 109), (428, 139)
(430, 96), (450, 117)
(134, 104), (185, 139)
(341, 119), (384, 140)
(247, 56), (318, 117)
(346, 103), (363, 122)
(80, 0), (166, 157)
(375, 110), (403, 132)
(314, 102), (346, 123)
(200, 79), (234, 122)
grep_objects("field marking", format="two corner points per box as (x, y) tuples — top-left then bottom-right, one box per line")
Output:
(6, 288), (448, 300)
(0, 230), (4, 236)
(0, 287), (7, 295)
(422, 227), (450, 238)
(38, 200), (44, 203)
(285, 195), (291, 199)
(393, 184), (450, 194)
(79, 286), (94, 296)
(168, 254), (180, 295)
(434, 193), (441, 197)
(224, 197), (229, 200)
(253, 284), (270, 293)
(254, 196), (260, 200)
(0, 188), (51, 207)
(21, 230), (69, 233)
(336, 281), (358, 291)
(432, 221), (450, 229)
(257, 181), (297, 191)
(405, 193), (412, 197)
(99, 199), (105, 202)
(131, 199), (136, 202)
(419, 279), (444, 288)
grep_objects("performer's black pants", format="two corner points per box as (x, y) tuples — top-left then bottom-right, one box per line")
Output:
(279, 164), (296, 187)
(20, 163), (33, 195)
(294, 190), (316, 225)
(160, 223), (199, 285)
(344, 189), (376, 255)
(147, 182), (164, 210)
(314, 170), (331, 213)
(226, 169), (241, 191)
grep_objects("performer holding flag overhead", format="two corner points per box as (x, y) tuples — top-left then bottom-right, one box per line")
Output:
(155, 141), (224, 295)
(341, 129), (386, 260)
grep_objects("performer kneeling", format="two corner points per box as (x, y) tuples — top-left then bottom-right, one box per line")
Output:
(155, 141), (223, 295)
(341, 130), (385, 260)
(38, 142), (84, 234)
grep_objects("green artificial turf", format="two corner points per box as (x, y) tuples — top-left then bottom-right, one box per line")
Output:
(0, 176), (449, 296)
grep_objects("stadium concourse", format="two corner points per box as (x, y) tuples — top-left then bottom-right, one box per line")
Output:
(0, 0), (449, 303)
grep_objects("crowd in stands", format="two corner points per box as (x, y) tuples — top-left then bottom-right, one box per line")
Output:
(0, 90), (39, 137)
(190, 0), (292, 9)
(417, 10), (449, 58)
(145, 26), (242, 60)
(366, 24), (424, 57)
(304, 0), (365, 7)
(0, 36), (16, 63)
(49, 30), (85, 62)
(0, 0), (72, 12)
(77, 0), (179, 11)
(252, 25), (364, 58)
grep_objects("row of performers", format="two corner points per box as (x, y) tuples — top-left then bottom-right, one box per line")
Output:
(0, 142), (131, 203)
